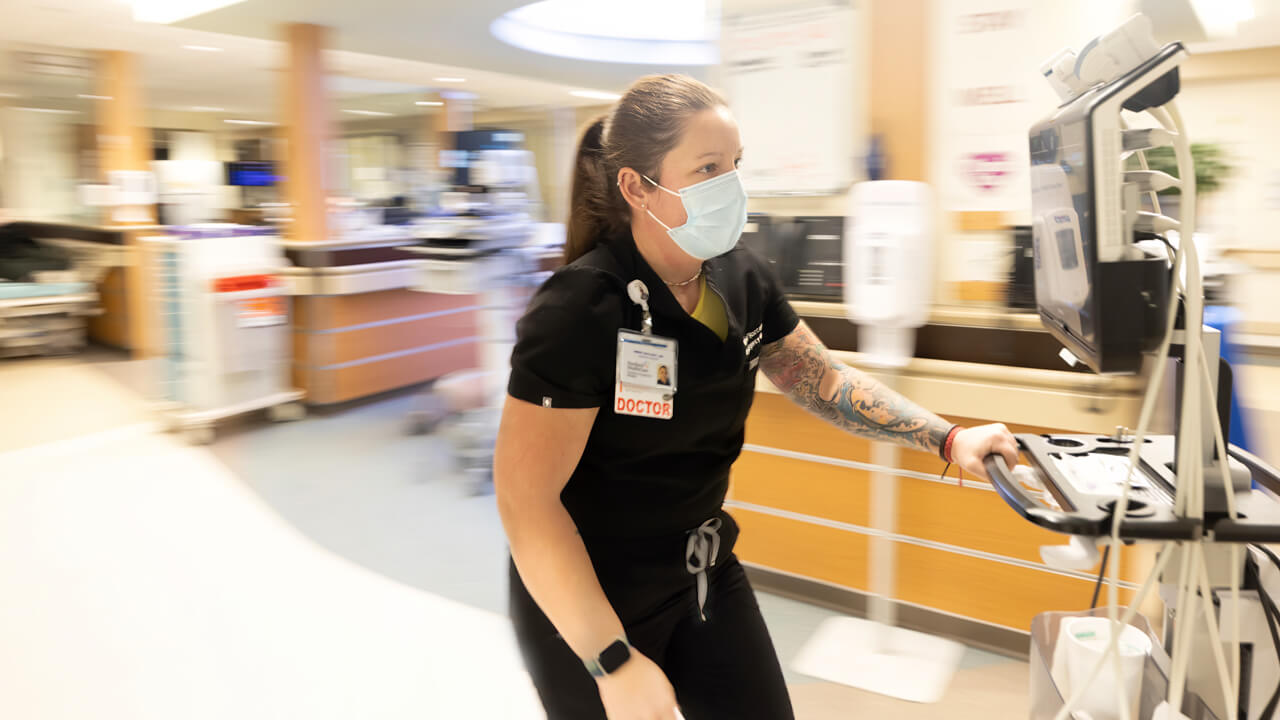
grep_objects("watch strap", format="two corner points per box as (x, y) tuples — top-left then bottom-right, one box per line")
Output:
(584, 636), (631, 678)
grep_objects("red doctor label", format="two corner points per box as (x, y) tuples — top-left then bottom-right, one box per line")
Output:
(614, 383), (674, 420)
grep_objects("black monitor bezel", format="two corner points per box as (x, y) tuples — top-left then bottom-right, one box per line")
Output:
(1028, 43), (1184, 374)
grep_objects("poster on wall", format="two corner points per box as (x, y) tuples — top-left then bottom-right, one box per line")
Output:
(934, 1), (1036, 215)
(721, 1), (858, 196)
(933, 0), (1133, 217)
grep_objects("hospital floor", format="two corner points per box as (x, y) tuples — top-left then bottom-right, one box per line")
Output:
(2, 347), (1091, 719)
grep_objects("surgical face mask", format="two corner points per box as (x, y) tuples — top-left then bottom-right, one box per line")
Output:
(642, 170), (748, 261)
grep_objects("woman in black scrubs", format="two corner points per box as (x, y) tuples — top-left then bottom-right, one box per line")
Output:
(495, 74), (1019, 720)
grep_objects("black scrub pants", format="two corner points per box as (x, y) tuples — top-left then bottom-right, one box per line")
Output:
(509, 549), (795, 719)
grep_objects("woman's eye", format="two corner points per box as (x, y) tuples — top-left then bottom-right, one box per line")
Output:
(734, 157), (743, 169)
(698, 163), (717, 174)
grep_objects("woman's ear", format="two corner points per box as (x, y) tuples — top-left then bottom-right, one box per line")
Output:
(616, 168), (651, 212)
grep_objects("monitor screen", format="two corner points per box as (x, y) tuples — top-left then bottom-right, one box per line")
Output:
(1030, 114), (1095, 352)
(448, 129), (523, 186)
(226, 161), (277, 187)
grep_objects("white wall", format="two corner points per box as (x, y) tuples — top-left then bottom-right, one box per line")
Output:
(0, 108), (80, 221)
(1177, 75), (1280, 251)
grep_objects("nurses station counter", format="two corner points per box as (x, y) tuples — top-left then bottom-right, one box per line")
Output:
(279, 234), (482, 407)
(729, 300), (1158, 656)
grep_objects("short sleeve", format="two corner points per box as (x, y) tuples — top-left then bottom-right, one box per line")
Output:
(752, 250), (800, 344)
(508, 267), (624, 409)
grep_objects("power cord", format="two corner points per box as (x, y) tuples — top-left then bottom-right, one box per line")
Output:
(1090, 545), (1112, 610)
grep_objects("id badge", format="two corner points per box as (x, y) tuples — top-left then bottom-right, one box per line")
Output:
(615, 330), (677, 420)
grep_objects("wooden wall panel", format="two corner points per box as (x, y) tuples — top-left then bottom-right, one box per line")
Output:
(731, 452), (1148, 580)
(955, 281), (1007, 303)
(732, 385), (1160, 631)
(954, 211), (1007, 232)
(294, 289), (479, 331)
(894, 543), (1135, 630)
(291, 289), (484, 404)
(729, 453), (871, 528)
(745, 393), (1062, 465)
(294, 311), (477, 367)
(301, 340), (479, 406)
(732, 508), (870, 591)
(735, 508), (1142, 631)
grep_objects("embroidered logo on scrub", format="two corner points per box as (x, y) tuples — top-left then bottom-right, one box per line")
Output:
(743, 324), (763, 356)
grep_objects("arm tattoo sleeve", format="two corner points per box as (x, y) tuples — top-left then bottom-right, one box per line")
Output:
(759, 321), (951, 454)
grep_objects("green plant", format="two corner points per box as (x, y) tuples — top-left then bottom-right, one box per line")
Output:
(1127, 142), (1233, 195)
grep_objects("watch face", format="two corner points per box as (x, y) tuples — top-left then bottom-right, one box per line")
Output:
(599, 640), (632, 674)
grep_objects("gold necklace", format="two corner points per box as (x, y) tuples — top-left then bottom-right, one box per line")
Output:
(664, 267), (702, 287)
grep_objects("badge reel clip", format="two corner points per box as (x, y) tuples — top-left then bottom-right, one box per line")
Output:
(627, 280), (654, 336)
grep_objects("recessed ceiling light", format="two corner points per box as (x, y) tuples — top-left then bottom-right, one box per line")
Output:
(15, 107), (78, 114)
(492, 0), (717, 65)
(183, 44), (225, 52)
(224, 119), (275, 126)
(434, 77), (466, 83)
(570, 89), (621, 101)
(78, 94), (113, 100)
(192, 106), (225, 112)
(415, 101), (444, 107)
(342, 109), (394, 117)
(0, 92), (20, 99)
(131, 0), (248, 25)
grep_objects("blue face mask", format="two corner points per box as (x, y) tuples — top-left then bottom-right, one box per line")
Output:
(642, 170), (748, 261)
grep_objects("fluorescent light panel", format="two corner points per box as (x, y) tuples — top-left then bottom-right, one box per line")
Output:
(415, 101), (444, 106)
(434, 77), (466, 83)
(78, 94), (113, 100)
(183, 45), (225, 52)
(191, 106), (225, 112)
(342, 109), (394, 117)
(15, 107), (78, 114)
(224, 119), (274, 126)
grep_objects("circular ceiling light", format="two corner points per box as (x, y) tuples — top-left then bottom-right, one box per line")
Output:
(491, 0), (718, 65)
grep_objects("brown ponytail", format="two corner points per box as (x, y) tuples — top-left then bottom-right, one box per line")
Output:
(563, 74), (726, 265)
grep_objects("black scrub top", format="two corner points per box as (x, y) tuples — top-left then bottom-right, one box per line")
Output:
(508, 232), (799, 541)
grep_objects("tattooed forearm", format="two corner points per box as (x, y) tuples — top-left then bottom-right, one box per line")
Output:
(759, 322), (951, 453)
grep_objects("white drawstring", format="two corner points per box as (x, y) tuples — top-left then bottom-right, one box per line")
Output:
(685, 518), (722, 621)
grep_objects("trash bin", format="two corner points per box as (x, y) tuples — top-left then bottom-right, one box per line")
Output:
(1030, 608), (1219, 720)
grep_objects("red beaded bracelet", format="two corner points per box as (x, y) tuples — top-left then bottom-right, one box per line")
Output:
(941, 425), (962, 464)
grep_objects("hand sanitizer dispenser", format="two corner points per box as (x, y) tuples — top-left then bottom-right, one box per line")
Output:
(842, 181), (934, 368)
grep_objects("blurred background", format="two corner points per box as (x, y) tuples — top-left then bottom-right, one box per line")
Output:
(0, 0), (1278, 718)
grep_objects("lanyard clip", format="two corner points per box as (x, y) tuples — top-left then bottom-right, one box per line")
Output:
(626, 280), (654, 336)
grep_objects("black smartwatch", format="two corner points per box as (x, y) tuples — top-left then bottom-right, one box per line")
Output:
(583, 637), (632, 678)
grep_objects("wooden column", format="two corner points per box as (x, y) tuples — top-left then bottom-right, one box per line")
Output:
(431, 91), (474, 170)
(95, 50), (154, 221)
(869, 0), (929, 181)
(281, 23), (334, 243)
(91, 51), (155, 356)
(420, 92), (447, 173)
(441, 92), (474, 134)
